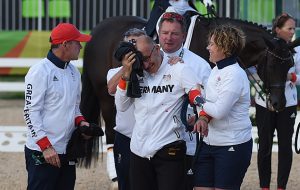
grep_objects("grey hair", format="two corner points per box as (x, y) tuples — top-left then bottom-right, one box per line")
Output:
(123, 28), (146, 41)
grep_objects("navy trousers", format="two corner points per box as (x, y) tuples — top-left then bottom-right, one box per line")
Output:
(113, 131), (131, 190)
(25, 146), (76, 190)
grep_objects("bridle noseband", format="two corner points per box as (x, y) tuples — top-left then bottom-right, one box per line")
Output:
(265, 48), (293, 62)
(264, 48), (293, 90)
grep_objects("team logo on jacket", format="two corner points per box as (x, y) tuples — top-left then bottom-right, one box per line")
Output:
(163, 74), (171, 81)
(53, 75), (59, 81)
(140, 84), (174, 94)
(290, 113), (296, 118)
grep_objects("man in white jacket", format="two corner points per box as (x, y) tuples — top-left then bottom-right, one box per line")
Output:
(106, 28), (147, 190)
(24, 23), (91, 190)
(115, 35), (200, 190)
(157, 12), (211, 190)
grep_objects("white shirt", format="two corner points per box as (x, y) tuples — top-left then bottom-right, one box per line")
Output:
(107, 67), (135, 138)
(169, 0), (195, 15)
(163, 47), (211, 155)
(24, 58), (82, 154)
(115, 55), (198, 158)
(255, 46), (300, 107)
(203, 62), (252, 146)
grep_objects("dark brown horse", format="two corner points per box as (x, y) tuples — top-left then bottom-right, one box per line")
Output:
(80, 15), (299, 143)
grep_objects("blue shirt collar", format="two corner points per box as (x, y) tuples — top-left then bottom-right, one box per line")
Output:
(47, 50), (69, 69)
(216, 56), (237, 69)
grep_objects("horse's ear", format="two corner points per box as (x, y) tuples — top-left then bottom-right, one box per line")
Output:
(288, 37), (300, 50)
(263, 37), (276, 50)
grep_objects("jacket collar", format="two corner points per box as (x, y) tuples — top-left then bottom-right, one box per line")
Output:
(216, 56), (237, 69)
(47, 50), (69, 69)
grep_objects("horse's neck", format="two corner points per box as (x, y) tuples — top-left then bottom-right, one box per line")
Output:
(188, 17), (272, 68)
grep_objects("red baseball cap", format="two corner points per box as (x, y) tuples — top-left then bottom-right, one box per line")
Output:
(50, 23), (91, 45)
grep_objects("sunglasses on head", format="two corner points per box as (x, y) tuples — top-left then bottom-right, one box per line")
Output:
(128, 39), (137, 46)
(276, 12), (294, 22)
(162, 12), (184, 22)
(279, 13), (293, 18)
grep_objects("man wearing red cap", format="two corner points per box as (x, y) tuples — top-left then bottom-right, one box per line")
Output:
(24, 23), (91, 190)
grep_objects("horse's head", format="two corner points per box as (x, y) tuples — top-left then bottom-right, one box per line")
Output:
(257, 37), (295, 111)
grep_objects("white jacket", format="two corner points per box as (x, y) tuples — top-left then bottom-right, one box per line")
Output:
(115, 56), (198, 158)
(203, 61), (252, 146)
(24, 55), (82, 154)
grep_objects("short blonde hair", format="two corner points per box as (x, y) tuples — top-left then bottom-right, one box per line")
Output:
(208, 24), (246, 58)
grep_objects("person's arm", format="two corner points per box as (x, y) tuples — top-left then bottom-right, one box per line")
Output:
(291, 47), (300, 85)
(120, 51), (135, 80)
(107, 67), (124, 95)
(178, 65), (208, 136)
(24, 66), (49, 149)
(24, 65), (61, 167)
(107, 51), (135, 96)
(295, 46), (300, 85)
(114, 52), (136, 112)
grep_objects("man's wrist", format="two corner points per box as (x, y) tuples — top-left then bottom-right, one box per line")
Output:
(199, 115), (209, 123)
(291, 73), (297, 83)
(37, 136), (52, 151)
(42, 145), (52, 152)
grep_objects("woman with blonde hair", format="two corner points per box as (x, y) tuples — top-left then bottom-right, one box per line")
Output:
(193, 24), (252, 190)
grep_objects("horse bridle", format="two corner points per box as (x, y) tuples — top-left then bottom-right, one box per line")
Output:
(263, 47), (294, 90)
(245, 48), (293, 111)
(265, 48), (294, 62)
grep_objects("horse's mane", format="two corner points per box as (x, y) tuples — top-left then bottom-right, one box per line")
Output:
(190, 16), (273, 68)
(221, 17), (271, 33)
(203, 16), (272, 36)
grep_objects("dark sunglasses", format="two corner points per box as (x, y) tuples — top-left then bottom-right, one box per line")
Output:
(142, 46), (155, 62)
(162, 12), (184, 22)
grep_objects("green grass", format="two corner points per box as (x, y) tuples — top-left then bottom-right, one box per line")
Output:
(0, 92), (24, 99)
(0, 75), (24, 82)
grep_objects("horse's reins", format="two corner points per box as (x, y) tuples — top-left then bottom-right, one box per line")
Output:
(264, 47), (294, 89)
(243, 48), (293, 104)
(244, 66), (266, 101)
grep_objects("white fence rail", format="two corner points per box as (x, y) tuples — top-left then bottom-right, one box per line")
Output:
(0, 58), (82, 68)
(0, 58), (83, 92)
(0, 82), (24, 92)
